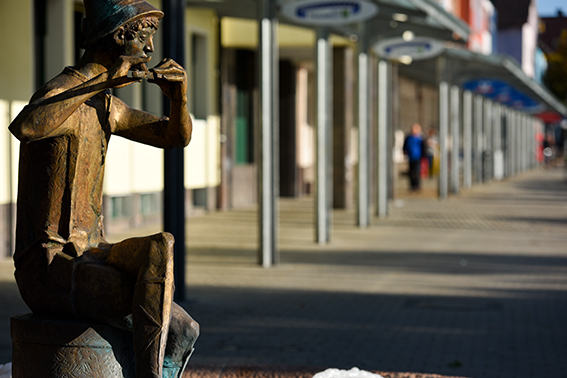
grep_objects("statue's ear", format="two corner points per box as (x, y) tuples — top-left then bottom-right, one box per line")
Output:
(113, 27), (125, 46)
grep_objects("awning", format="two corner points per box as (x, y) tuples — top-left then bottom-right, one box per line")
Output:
(186, 0), (471, 44)
(397, 47), (567, 117)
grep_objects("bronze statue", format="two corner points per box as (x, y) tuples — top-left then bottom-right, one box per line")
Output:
(8, 0), (198, 377)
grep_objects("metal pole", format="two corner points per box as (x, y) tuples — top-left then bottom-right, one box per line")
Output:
(377, 59), (389, 217)
(316, 27), (332, 244)
(532, 118), (537, 169)
(357, 24), (370, 227)
(162, 0), (186, 301)
(439, 81), (449, 199)
(523, 114), (528, 172)
(503, 107), (509, 178)
(516, 111), (521, 175)
(520, 113), (525, 172)
(484, 100), (493, 181)
(527, 116), (532, 169)
(258, 0), (278, 267)
(463, 90), (472, 189)
(474, 95), (483, 184)
(506, 108), (514, 177)
(520, 112), (524, 173)
(493, 103), (503, 180)
(450, 85), (460, 194)
(511, 110), (517, 176)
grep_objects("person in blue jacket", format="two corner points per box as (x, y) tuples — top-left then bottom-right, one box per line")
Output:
(403, 123), (426, 191)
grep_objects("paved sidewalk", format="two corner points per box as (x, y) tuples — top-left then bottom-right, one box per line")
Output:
(1, 167), (566, 378)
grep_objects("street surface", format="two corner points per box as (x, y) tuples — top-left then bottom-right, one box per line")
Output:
(1, 167), (566, 378)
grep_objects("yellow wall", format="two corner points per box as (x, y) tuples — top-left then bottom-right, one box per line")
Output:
(0, 1), (34, 102)
(221, 17), (352, 49)
(187, 8), (220, 116)
(0, 100), (10, 205)
(0, 1), (33, 206)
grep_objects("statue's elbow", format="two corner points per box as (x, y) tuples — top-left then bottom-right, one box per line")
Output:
(182, 132), (191, 147)
(9, 123), (32, 143)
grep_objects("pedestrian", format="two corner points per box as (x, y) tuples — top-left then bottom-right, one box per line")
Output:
(403, 123), (426, 191)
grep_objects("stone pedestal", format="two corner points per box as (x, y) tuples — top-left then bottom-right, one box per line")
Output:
(11, 313), (136, 378)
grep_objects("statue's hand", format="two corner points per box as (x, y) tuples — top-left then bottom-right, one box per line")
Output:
(148, 58), (187, 101)
(108, 55), (152, 88)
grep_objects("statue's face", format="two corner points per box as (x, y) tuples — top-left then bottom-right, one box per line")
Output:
(122, 26), (156, 59)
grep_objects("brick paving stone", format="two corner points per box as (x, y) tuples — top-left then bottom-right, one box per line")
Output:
(1, 167), (567, 378)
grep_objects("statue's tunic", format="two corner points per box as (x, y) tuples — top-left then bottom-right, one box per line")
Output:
(13, 67), (113, 315)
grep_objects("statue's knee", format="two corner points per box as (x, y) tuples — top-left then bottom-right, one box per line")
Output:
(166, 317), (199, 360)
(167, 305), (199, 351)
(187, 318), (199, 343)
(147, 232), (174, 266)
(152, 232), (174, 251)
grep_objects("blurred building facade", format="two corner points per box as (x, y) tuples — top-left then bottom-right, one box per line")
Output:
(1, 0), (565, 260)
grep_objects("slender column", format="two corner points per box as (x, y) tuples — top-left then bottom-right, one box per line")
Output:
(315, 27), (332, 244)
(503, 107), (509, 177)
(517, 111), (524, 173)
(483, 100), (493, 181)
(377, 59), (390, 217)
(258, 0), (279, 266)
(474, 95), (484, 184)
(531, 117), (537, 169)
(510, 110), (517, 176)
(463, 91), (473, 189)
(515, 110), (522, 174)
(528, 116), (532, 170)
(518, 112), (525, 173)
(506, 108), (514, 177)
(162, 0), (186, 300)
(450, 85), (460, 194)
(527, 117), (532, 169)
(493, 103), (503, 180)
(521, 113), (525, 172)
(537, 119), (544, 167)
(523, 114), (529, 171)
(357, 25), (370, 227)
(439, 81), (449, 199)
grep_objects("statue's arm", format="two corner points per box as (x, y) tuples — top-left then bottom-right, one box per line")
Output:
(112, 59), (192, 149)
(8, 76), (109, 142)
(9, 56), (150, 143)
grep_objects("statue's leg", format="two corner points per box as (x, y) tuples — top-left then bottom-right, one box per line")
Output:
(102, 232), (175, 378)
(163, 303), (199, 378)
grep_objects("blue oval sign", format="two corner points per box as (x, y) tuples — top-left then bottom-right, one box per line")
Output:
(280, 0), (378, 25)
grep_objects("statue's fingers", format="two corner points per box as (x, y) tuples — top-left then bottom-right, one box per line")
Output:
(163, 74), (184, 82)
(152, 66), (185, 76)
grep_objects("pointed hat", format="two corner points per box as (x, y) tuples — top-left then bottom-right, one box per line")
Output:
(82, 0), (164, 46)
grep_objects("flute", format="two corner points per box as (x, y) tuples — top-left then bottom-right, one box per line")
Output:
(127, 70), (184, 82)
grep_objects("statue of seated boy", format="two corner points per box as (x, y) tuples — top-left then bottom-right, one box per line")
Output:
(8, 1), (199, 377)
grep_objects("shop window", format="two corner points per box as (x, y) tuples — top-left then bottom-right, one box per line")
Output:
(141, 193), (161, 216)
(234, 49), (256, 165)
(193, 188), (207, 208)
(110, 196), (131, 219)
(191, 33), (208, 120)
(235, 90), (251, 164)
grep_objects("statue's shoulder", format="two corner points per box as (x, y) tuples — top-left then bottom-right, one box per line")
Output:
(30, 67), (86, 104)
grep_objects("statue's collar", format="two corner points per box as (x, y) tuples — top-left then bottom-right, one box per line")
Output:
(63, 66), (90, 82)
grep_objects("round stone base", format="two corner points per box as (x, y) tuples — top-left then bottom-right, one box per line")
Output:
(11, 313), (135, 378)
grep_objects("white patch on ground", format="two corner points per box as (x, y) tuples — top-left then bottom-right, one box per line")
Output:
(0, 363), (11, 378)
(313, 367), (384, 378)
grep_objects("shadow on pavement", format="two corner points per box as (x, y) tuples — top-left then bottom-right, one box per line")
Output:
(182, 284), (566, 378)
